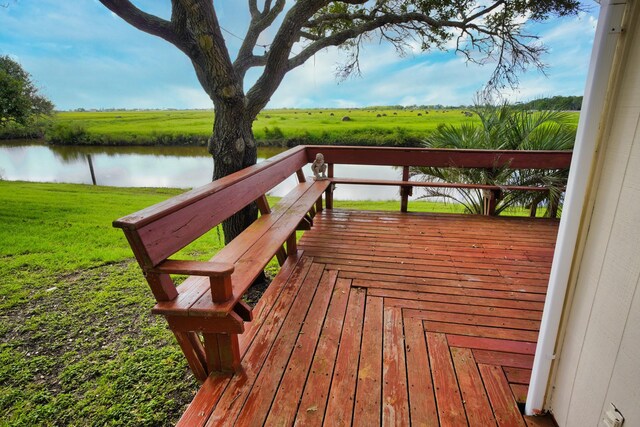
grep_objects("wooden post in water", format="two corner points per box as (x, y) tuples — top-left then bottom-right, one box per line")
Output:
(87, 154), (97, 185)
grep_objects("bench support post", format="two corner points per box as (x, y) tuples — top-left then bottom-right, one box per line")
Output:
(203, 333), (241, 373)
(144, 272), (179, 301)
(257, 194), (289, 265)
(173, 331), (208, 382)
(287, 231), (297, 257)
(256, 194), (270, 215)
(209, 275), (233, 302)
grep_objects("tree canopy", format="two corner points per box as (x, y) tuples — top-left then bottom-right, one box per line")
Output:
(0, 55), (54, 128)
(517, 95), (583, 111)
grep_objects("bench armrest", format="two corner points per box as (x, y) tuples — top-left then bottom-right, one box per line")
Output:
(151, 260), (235, 303)
(152, 259), (235, 277)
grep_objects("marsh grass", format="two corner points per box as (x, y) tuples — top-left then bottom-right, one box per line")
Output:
(49, 108), (497, 146)
(0, 181), (539, 426)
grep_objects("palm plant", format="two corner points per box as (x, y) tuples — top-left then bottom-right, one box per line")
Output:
(411, 103), (575, 216)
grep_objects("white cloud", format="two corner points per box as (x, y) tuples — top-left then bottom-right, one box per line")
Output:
(540, 12), (597, 43)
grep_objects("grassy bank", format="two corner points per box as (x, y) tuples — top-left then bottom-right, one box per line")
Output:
(0, 181), (533, 426)
(49, 108), (493, 147)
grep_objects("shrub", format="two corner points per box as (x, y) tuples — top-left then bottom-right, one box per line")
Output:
(263, 126), (285, 140)
(46, 122), (88, 145)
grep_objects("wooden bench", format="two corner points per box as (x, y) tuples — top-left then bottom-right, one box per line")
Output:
(113, 146), (328, 379)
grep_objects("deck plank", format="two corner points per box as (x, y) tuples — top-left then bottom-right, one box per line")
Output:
(504, 367), (533, 385)
(479, 364), (527, 427)
(208, 262), (324, 427)
(384, 297), (543, 321)
(447, 335), (537, 355)
(423, 320), (539, 342)
(473, 350), (535, 370)
(323, 287), (366, 426)
(294, 277), (353, 426)
(353, 296), (384, 427)
(403, 316), (438, 426)
(239, 251), (306, 356)
(427, 332), (467, 427)
(264, 269), (338, 426)
(511, 383), (529, 403)
(353, 277), (546, 302)
(194, 256), (313, 426)
(451, 347), (496, 427)
(367, 287), (545, 311)
(405, 309), (541, 330)
(382, 306), (410, 426)
(339, 270), (548, 294)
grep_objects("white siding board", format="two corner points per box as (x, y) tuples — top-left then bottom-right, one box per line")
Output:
(550, 4), (640, 426)
(558, 116), (640, 426)
(604, 274), (640, 425)
(550, 95), (640, 427)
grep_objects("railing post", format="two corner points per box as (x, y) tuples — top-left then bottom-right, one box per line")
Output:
(548, 190), (559, 218)
(326, 163), (334, 209)
(400, 166), (412, 213)
(483, 189), (500, 216)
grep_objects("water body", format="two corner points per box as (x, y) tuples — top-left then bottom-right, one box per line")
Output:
(0, 140), (408, 200)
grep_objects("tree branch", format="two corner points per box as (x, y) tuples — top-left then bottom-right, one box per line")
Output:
(245, 0), (331, 115)
(234, 0), (286, 77)
(248, 0), (259, 18)
(99, 0), (179, 46)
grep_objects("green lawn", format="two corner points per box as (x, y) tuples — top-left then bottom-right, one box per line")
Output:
(0, 180), (540, 426)
(51, 108), (579, 147)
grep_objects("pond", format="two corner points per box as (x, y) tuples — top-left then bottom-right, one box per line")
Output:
(0, 140), (412, 200)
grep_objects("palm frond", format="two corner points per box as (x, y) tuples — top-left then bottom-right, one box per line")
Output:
(412, 102), (575, 216)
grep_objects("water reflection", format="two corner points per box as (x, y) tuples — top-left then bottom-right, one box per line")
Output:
(0, 140), (405, 200)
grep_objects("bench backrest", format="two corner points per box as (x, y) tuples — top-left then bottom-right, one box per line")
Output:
(113, 146), (307, 269)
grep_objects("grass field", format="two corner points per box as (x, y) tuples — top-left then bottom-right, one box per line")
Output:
(51, 108), (579, 147)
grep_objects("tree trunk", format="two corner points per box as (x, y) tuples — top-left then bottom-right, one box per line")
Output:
(209, 104), (258, 245)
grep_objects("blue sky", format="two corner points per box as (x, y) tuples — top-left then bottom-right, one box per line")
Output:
(0, 1), (598, 110)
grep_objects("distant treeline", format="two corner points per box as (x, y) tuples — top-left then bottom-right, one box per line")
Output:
(515, 96), (583, 111)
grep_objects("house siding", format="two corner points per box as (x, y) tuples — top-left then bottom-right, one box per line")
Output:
(549, 2), (640, 426)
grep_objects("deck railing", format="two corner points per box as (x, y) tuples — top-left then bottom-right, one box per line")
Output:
(303, 146), (572, 216)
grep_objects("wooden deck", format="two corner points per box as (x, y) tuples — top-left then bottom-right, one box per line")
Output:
(178, 209), (560, 427)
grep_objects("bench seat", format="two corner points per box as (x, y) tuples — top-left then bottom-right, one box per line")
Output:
(153, 179), (329, 318)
